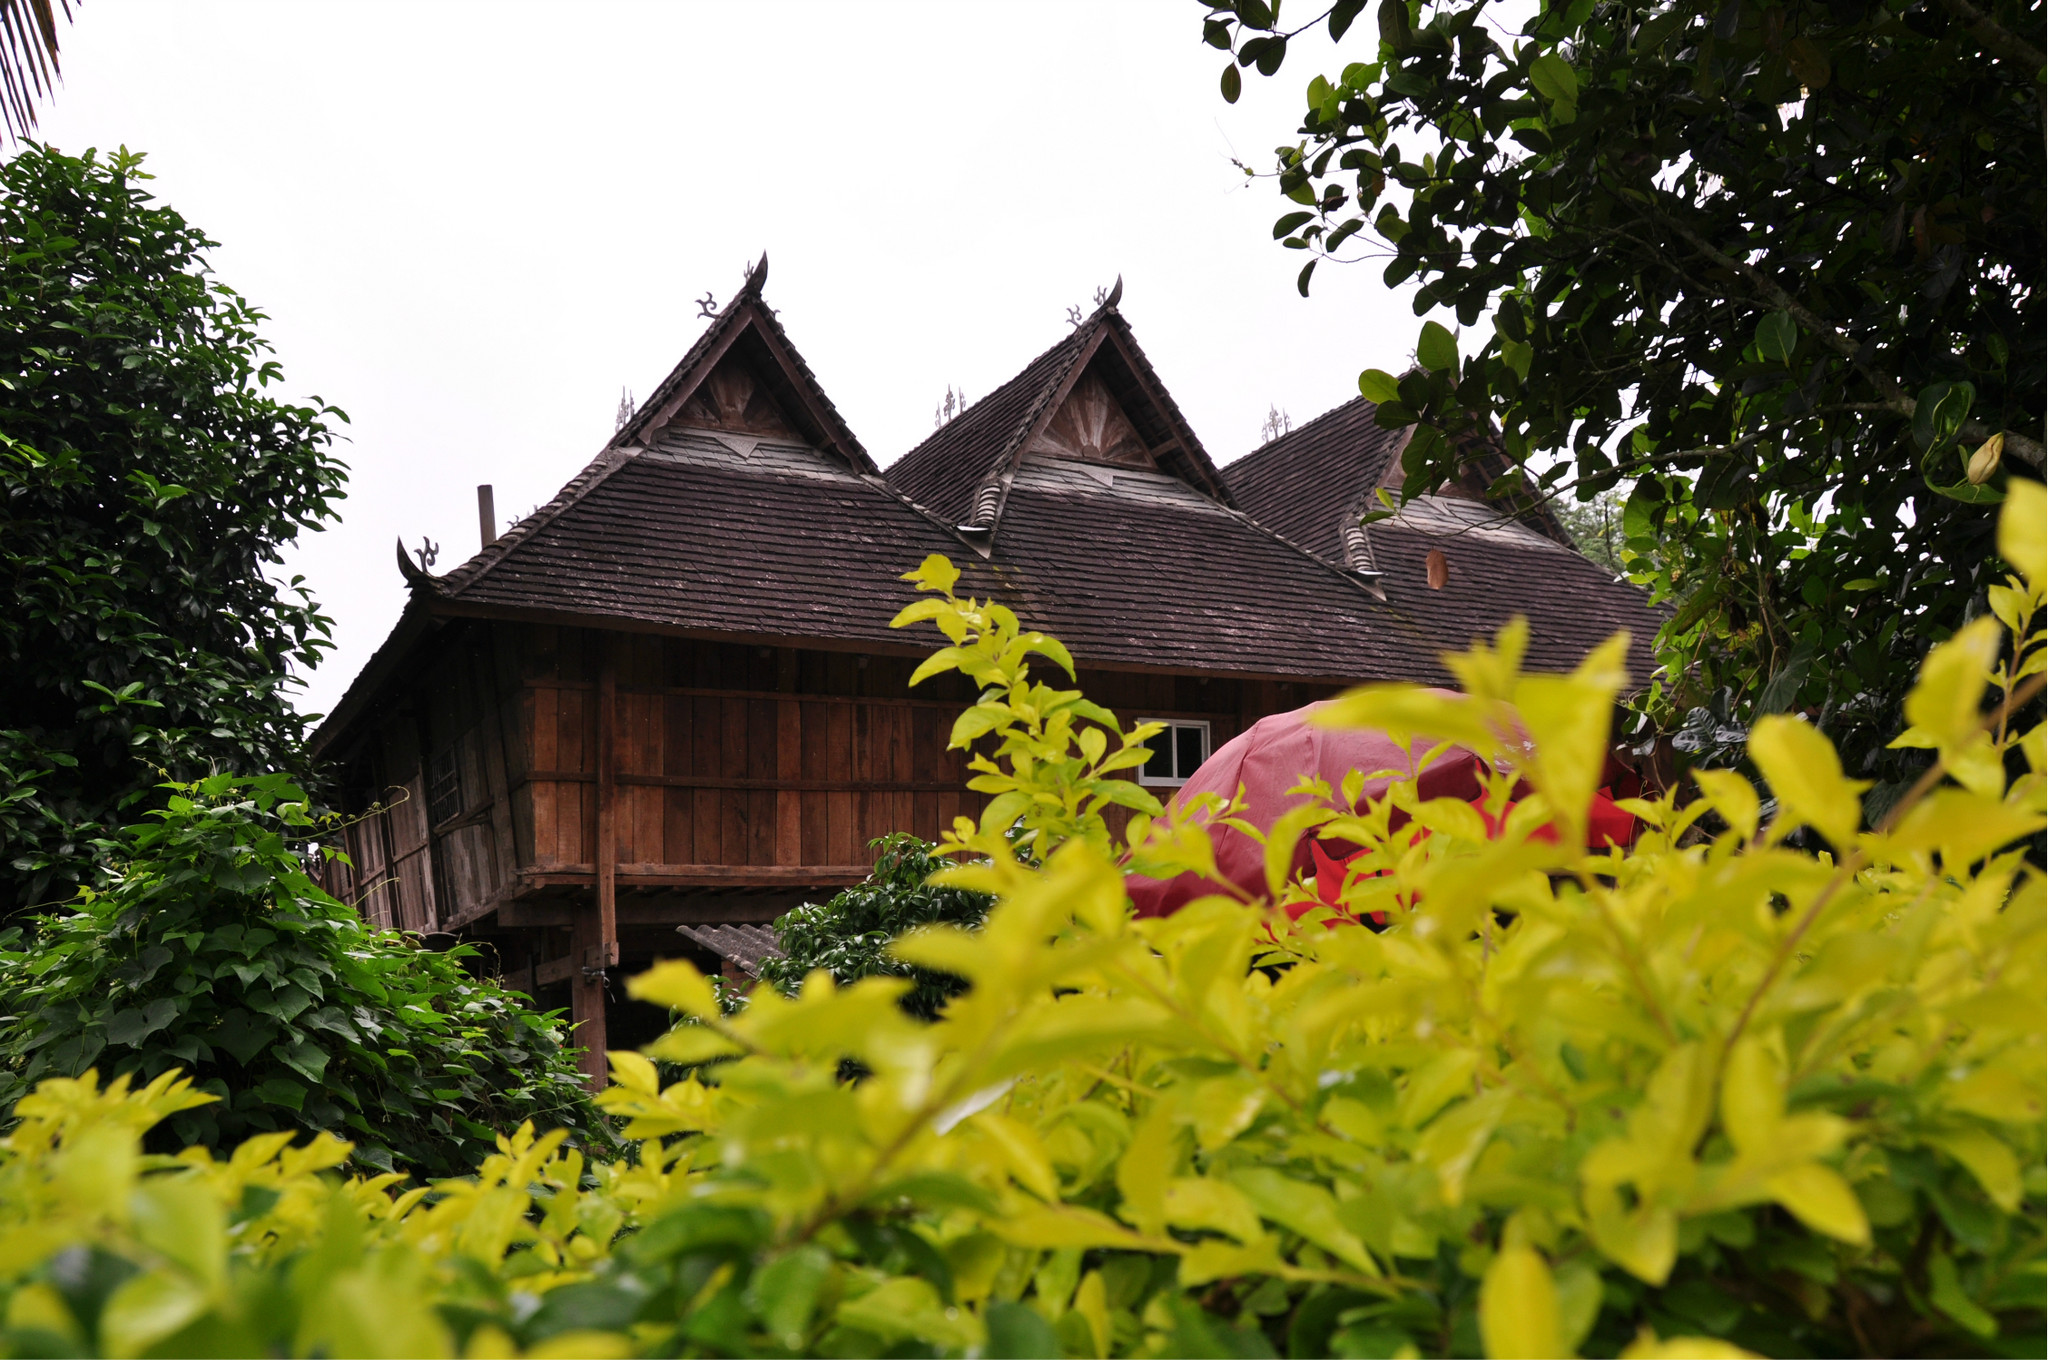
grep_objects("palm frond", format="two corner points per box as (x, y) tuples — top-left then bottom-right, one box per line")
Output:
(0, 0), (71, 142)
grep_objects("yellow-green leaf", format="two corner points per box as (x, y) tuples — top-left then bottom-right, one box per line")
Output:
(1765, 1163), (1869, 1245)
(1902, 617), (2002, 751)
(1998, 478), (2044, 598)
(1693, 768), (1760, 842)
(1748, 715), (1867, 847)
(1480, 1246), (1562, 1359)
(626, 959), (720, 1018)
(1924, 1126), (2022, 1212)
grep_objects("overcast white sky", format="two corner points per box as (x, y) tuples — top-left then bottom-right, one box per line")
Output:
(34, 1), (1427, 718)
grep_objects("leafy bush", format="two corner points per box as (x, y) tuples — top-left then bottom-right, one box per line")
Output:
(0, 145), (349, 914)
(0, 488), (2039, 1358)
(0, 774), (603, 1179)
(758, 833), (993, 1019)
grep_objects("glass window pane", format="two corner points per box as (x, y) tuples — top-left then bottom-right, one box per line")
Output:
(1175, 724), (1207, 778)
(1142, 736), (1173, 781)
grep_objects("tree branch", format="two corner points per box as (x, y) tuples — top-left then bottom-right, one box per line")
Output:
(1646, 205), (2046, 471)
(1930, 0), (2046, 71)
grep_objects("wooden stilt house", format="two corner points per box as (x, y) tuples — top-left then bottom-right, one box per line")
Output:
(311, 258), (1643, 1078)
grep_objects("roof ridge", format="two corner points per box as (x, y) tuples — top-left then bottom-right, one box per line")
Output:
(1098, 311), (1235, 508)
(889, 325), (1087, 493)
(1227, 393), (1376, 477)
(613, 259), (767, 450)
(970, 317), (1102, 535)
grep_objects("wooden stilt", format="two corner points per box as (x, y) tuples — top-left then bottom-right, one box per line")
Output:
(573, 637), (622, 1089)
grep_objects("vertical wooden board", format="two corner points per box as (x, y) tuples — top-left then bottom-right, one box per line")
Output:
(826, 651), (855, 696)
(526, 625), (559, 683)
(911, 707), (939, 783)
(827, 703), (853, 785)
(722, 787), (750, 866)
(631, 632), (662, 687)
(551, 780), (577, 867)
(470, 644), (519, 890)
(748, 789), (775, 865)
(719, 697), (747, 783)
(693, 695), (720, 782)
(913, 791), (938, 842)
(747, 699), (776, 780)
(664, 786), (694, 864)
(532, 781), (559, 867)
(825, 703), (854, 863)
(556, 689), (584, 775)
(693, 788), (721, 866)
(615, 695), (643, 776)
(531, 687), (559, 772)
(891, 704), (914, 782)
(612, 780), (636, 865)
(829, 790), (856, 865)
(800, 702), (827, 779)
(938, 792), (961, 842)
(636, 785), (663, 868)
(639, 687), (663, 776)
(800, 792), (827, 865)
(851, 703), (871, 781)
(547, 782), (574, 867)
(776, 700), (801, 865)
(664, 695), (693, 775)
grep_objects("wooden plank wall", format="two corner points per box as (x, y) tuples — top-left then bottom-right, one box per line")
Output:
(321, 622), (522, 933)
(322, 620), (1342, 932)
(519, 630), (996, 874)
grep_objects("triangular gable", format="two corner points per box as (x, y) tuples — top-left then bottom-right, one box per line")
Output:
(886, 298), (1234, 539)
(615, 255), (876, 475)
(1038, 317), (1235, 505)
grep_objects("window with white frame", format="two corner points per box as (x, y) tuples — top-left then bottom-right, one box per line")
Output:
(1138, 719), (1211, 786)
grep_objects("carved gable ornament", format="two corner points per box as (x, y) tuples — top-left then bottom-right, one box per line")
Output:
(674, 355), (795, 437)
(1028, 372), (1152, 468)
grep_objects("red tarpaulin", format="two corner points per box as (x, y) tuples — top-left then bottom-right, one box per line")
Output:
(1126, 695), (1637, 920)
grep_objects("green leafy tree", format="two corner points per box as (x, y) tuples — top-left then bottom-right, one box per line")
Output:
(0, 144), (347, 912)
(0, 774), (605, 1177)
(1202, 0), (2042, 797)
(757, 834), (993, 1020)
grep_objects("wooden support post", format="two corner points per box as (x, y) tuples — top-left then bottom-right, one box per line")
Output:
(572, 636), (622, 1089)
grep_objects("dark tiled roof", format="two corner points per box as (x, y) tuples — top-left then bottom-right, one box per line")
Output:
(1223, 396), (1664, 678)
(1222, 397), (1408, 561)
(677, 922), (782, 977)
(440, 434), (979, 648)
(989, 459), (1442, 681)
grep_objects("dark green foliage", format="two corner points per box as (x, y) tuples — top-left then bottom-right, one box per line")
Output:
(0, 144), (347, 912)
(1204, 0), (2043, 787)
(0, 774), (605, 1178)
(757, 834), (991, 1019)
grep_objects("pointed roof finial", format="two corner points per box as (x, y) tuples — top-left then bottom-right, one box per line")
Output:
(1103, 274), (1123, 310)
(744, 252), (769, 294)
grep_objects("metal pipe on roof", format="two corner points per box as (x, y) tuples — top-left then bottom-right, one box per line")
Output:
(478, 484), (497, 548)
